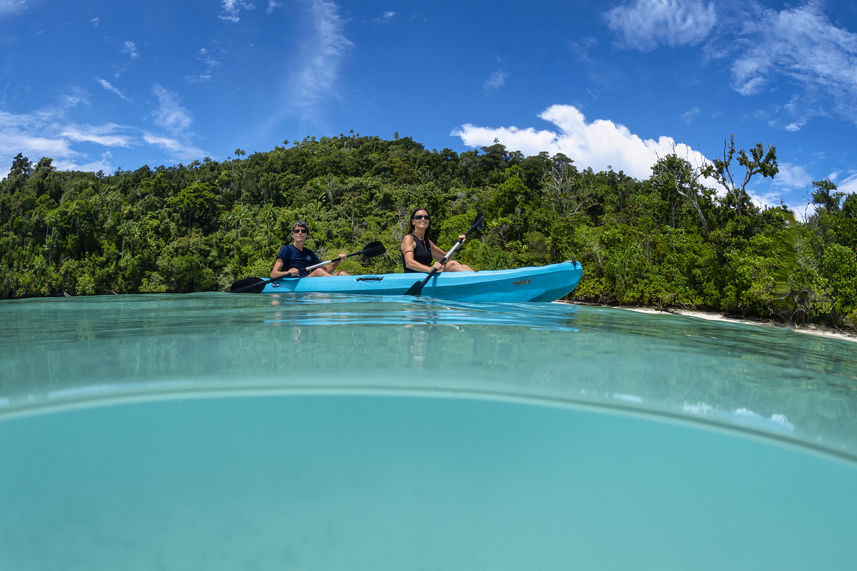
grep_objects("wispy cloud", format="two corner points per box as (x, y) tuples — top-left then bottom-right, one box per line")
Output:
(151, 84), (192, 133)
(372, 11), (395, 25)
(60, 123), (132, 147)
(145, 87), (206, 162)
(187, 47), (220, 84)
(219, 0), (255, 23)
(95, 77), (131, 101)
(772, 161), (812, 189)
(453, 104), (712, 181)
(680, 106), (701, 125)
(53, 151), (116, 174)
(121, 40), (140, 59)
(267, 0), (282, 14)
(0, 109), (31, 130)
(290, 0), (353, 116)
(90, 16), (100, 27)
(0, 107), (119, 172)
(0, 130), (75, 162)
(831, 171), (857, 194)
(1, 90), (204, 173)
(0, 0), (29, 18)
(729, 3), (857, 126)
(143, 132), (205, 161)
(483, 70), (507, 94)
(605, 0), (717, 51)
(604, 1), (857, 132)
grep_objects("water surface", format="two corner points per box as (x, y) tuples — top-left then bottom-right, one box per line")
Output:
(2, 294), (856, 570)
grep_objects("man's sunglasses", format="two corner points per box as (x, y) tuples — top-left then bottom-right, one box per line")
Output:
(292, 228), (309, 234)
(412, 215), (430, 220)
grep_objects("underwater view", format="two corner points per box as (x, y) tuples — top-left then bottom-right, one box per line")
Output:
(2, 294), (856, 570)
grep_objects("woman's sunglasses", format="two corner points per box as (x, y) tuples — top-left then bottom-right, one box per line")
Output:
(412, 215), (430, 220)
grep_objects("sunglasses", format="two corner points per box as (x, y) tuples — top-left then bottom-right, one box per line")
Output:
(292, 228), (309, 234)
(412, 215), (430, 220)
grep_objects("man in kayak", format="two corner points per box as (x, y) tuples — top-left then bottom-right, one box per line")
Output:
(401, 208), (473, 273)
(270, 221), (350, 278)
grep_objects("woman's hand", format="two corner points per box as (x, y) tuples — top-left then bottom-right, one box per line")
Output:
(432, 262), (443, 273)
(458, 234), (466, 242)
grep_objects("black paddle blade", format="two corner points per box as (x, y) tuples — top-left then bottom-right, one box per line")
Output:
(468, 211), (485, 235)
(229, 277), (267, 293)
(359, 241), (386, 258)
(403, 283), (423, 296)
(404, 270), (435, 296)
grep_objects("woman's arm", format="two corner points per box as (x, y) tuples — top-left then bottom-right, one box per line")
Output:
(429, 239), (460, 260)
(402, 235), (439, 272)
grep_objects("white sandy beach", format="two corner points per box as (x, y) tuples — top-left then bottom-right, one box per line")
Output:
(565, 302), (857, 344)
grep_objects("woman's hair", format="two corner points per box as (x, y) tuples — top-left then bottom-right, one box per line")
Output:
(406, 207), (431, 237)
(291, 220), (310, 235)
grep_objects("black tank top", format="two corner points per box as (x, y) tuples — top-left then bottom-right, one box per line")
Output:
(402, 233), (432, 272)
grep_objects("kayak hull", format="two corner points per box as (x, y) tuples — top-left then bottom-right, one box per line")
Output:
(258, 261), (583, 302)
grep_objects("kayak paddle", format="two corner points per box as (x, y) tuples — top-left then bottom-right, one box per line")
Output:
(229, 241), (386, 293)
(404, 211), (484, 296)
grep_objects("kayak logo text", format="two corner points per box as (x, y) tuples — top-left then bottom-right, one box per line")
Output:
(513, 279), (530, 286)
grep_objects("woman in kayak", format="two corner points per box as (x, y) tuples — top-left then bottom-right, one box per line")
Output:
(401, 208), (473, 273)
(270, 220), (350, 278)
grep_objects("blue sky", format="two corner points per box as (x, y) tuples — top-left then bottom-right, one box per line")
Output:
(2, 0), (856, 216)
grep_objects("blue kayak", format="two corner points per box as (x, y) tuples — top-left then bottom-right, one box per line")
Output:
(234, 261), (583, 302)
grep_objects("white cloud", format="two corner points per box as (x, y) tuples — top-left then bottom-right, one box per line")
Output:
(0, 108), (76, 163)
(605, 0), (717, 51)
(143, 132), (205, 161)
(0, 109), (31, 129)
(187, 47), (220, 84)
(772, 161), (812, 189)
(60, 123), (132, 147)
(452, 104), (711, 181)
(680, 106), (700, 125)
(483, 70), (507, 94)
(730, 4), (857, 125)
(290, 0), (353, 115)
(373, 11), (395, 24)
(53, 151), (116, 174)
(1, 96), (200, 173)
(90, 16), (100, 26)
(95, 77), (131, 101)
(834, 172), (857, 194)
(151, 84), (192, 133)
(267, 0), (282, 14)
(220, 0), (255, 23)
(0, 0), (28, 18)
(121, 40), (140, 59)
(0, 109), (132, 174)
(0, 131), (74, 161)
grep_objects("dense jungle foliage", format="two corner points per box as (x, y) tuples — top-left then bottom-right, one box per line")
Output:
(2, 133), (856, 331)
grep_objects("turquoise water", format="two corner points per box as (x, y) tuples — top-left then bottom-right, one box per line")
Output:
(2, 293), (857, 570)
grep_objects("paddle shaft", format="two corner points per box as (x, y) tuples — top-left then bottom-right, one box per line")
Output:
(410, 239), (463, 290)
(305, 253), (353, 272)
(280, 242), (384, 276)
(230, 241), (385, 293)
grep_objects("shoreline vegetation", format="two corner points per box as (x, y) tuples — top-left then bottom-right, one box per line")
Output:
(1, 133), (856, 333)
